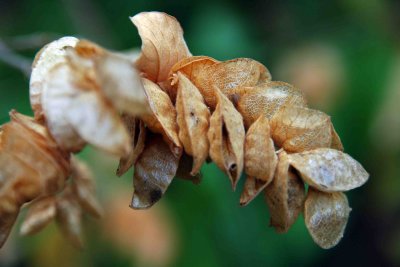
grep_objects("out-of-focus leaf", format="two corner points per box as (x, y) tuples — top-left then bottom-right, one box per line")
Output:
(20, 196), (56, 236)
(131, 12), (191, 83)
(270, 106), (332, 152)
(264, 151), (305, 233)
(30, 36), (79, 122)
(176, 72), (210, 175)
(117, 115), (146, 176)
(70, 156), (103, 218)
(208, 89), (245, 189)
(288, 148), (369, 192)
(140, 78), (181, 157)
(304, 189), (351, 249)
(131, 135), (180, 209)
(236, 81), (307, 128)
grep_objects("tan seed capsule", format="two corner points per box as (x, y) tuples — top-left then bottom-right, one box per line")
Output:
(288, 148), (369, 192)
(208, 89), (245, 190)
(176, 72), (210, 175)
(131, 135), (180, 209)
(264, 151), (305, 233)
(20, 196), (56, 236)
(304, 189), (351, 249)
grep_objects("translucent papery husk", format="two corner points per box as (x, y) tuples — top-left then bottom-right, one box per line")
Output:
(188, 58), (272, 108)
(131, 134), (180, 209)
(236, 81), (307, 128)
(264, 151), (305, 233)
(270, 106), (332, 153)
(56, 187), (84, 249)
(131, 12), (191, 83)
(208, 89), (245, 190)
(240, 116), (278, 206)
(176, 72), (210, 175)
(74, 40), (150, 116)
(168, 56), (219, 101)
(304, 189), (351, 249)
(42, 52), (131, 156)
(175, 153), (202, 185)
(117, 114), (146, 176)
(70, 156), (103, 218)
(287, 148), (369, 192)
(20, 196), (56, 236)
(30, 36), (79, 122)
(140, 78), (182, 157)
(1, 120), (68, 196)
(330, 123), (344, 151)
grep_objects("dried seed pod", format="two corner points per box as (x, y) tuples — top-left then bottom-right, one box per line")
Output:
(264, 151), (305, 233)
(304, 189), (351, 249)
(270, 106), (332, 152)
(131, 135), (180, 209)
(1, 121), (68, 195)
(240, 177), (268, 206)
(287, 148), (369, 192)
(244, 116), (277, 182)
(236, 81), (307, 128)
(175, 153), (202, 184)
(43, 59), (131, 155)
(168, 56), (219, 101)
(74, 40), (150, 116)
(20, 196), (56, 236)
(140, 78), (182, 157)
(131, 12), (191, 83)
(30, 36), (79, 122)
(70, 156), (103, 218)
(0, 150), (42, 248)
(117, 115), (146, 176)
(240, 116), (277, 206)
(208, 89), (245, 189)
(330, 123), (344, 151)
(176, 72), (210, 175)
(191, 58), (271, 108)
(56, 194), (84, 249)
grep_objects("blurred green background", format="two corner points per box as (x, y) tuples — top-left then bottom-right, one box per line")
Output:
(1, 0), (400, 266)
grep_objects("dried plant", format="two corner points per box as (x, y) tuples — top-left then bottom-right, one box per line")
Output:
(0, 11), (368, 250)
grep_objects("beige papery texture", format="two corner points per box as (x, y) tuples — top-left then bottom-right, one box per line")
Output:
(304, 189), (351, 249)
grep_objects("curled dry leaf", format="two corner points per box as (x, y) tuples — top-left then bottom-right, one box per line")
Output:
(287, 148), (369, 192)
(131, 135), (180, 209)
(190, 58), (271, 108)
(208, 89), (245, 189)
(70, 156), (103, 218)
(176, 72), (210, 175)
(56, 188), (84, 249)
(43, 53), (131, 155)
(304, 189), (351, 249)
(240, 116), (278, 206)
(74, 40), (150, 116)
(117, 114), (146, 176)
(131, 12), (191, 83)
(20, 196), (56, 236)
(236, 81), (307, 128)
(264, 151), (305, 233)
(30, 36), (79, 121)
(168, 56), (219, 101)
(270, 106), (332, 152)
(140, 78), (181, 157)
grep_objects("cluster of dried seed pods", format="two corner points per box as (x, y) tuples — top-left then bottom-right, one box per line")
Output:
(0, 11), (368, 250)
